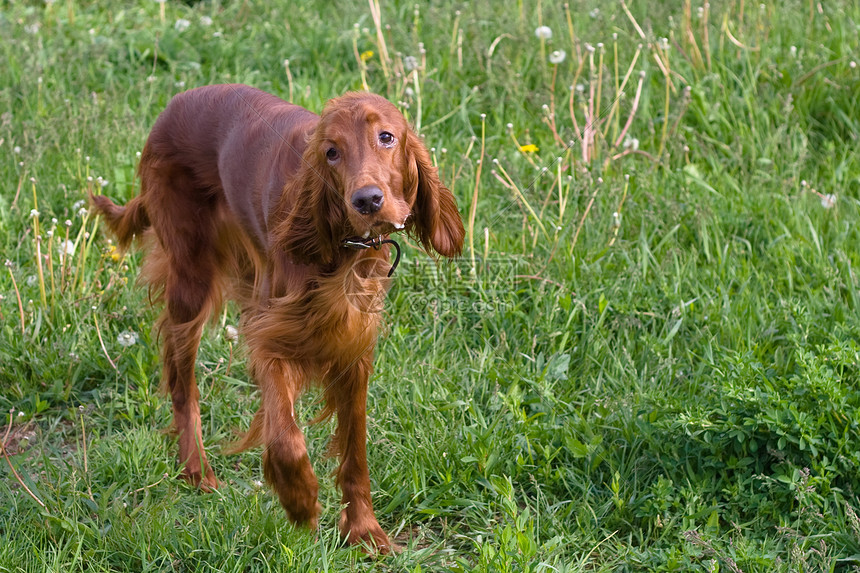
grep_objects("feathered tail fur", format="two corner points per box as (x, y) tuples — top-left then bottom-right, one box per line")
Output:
(89, 193), (151, 251)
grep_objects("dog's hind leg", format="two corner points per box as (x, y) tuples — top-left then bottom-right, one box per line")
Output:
(143, 163), (223, 491)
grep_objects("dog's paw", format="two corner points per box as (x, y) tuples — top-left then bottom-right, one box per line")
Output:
(342, 516), (399, 555)
(181, 465), (220, 492)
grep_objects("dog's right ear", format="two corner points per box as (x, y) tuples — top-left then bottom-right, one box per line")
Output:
(273, 142), (345, 265)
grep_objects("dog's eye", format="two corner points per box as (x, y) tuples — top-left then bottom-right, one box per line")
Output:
(326, 147), (340, 162)
(378, 132), (395, 147)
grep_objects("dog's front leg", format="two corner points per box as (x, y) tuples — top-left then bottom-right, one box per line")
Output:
(256, 359), (321, 527)
(326, 354), (392, 553)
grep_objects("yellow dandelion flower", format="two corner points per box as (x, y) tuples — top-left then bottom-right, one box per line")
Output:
(518, 144), (539, 153)
(360, 50), (374, 62)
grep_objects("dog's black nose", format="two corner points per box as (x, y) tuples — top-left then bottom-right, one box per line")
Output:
(351, 186), (384, 215)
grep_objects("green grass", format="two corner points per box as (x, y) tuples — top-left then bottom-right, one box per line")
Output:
(2, 0), (860, 570)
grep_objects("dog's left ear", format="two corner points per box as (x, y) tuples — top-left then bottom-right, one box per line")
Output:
(405, 131), (465, 258)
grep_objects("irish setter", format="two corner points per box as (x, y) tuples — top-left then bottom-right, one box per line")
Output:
(92, 84), (464, 551)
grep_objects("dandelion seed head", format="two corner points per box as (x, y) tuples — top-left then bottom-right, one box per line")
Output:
(224, 325), (239, 343)
(174, 19), (190, 32)
(820, 193), (836, 209)
(30, 209), (40, 218)
(534, 26), (552, 40)
(13, 146), (21, 154)
(117, 330), (138, 347)
(58, 240), (75, 260)
(623, 135), (640, 151)
(549, 50), (566, 64)
(199, 16), (213, 26)
(403, 55), (419, 71)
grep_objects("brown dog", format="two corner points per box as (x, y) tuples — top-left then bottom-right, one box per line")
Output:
(92, 84), (464, 551)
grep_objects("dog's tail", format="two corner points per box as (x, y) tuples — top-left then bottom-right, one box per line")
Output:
(90, 193), (151, 251)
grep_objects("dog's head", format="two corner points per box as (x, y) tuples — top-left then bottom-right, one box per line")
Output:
(280, 93), (464, 265)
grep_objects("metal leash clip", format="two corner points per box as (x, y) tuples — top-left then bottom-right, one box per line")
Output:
(341, 235), (402, 278)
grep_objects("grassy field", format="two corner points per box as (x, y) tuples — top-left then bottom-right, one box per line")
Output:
(2, 0), (860, 570)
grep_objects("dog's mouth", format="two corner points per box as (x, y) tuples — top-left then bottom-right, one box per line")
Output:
(349, 214), (409, 240)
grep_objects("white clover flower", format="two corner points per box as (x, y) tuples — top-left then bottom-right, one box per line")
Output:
(549, 50), (566, 64)
(13, 146), (21, 154)
(199, 16), (213, 26)
(534, 26), (552, 40)
(224, 325), (239, 343)
(820, 194), (836, 209)
(117, 330), (138, 347)
(589, 8), (600, 18)
(174, 19), (190, 32)
(24, 23), (41, 35)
